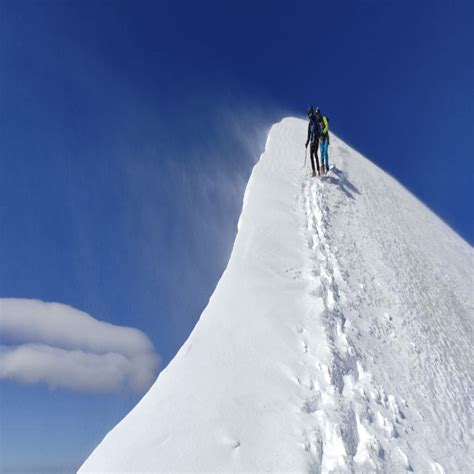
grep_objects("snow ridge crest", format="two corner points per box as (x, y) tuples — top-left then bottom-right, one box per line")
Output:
(80, 118), (473, 473)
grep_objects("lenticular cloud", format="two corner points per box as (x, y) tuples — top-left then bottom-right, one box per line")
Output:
(0, 298), (160, 393)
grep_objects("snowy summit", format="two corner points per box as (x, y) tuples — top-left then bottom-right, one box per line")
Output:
(80, 118), (473, 473)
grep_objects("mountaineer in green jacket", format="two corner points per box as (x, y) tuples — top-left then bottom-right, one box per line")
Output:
(316, 107), (330, 174)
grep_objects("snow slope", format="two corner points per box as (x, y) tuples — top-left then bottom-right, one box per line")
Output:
(80, 118), (473, 473)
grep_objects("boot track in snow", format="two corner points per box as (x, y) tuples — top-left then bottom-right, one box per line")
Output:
(298, 169), (416, 473)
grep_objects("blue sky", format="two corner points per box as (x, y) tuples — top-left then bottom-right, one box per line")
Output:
(0, 0), (472, 471)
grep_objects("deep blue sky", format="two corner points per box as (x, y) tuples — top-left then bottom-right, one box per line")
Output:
(1, 0), (472, 471)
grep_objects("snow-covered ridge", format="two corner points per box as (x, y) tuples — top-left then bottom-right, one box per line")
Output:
(80, 118), (473, 473)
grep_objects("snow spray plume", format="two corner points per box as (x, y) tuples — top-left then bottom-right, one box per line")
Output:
(118, 97), (286, 342)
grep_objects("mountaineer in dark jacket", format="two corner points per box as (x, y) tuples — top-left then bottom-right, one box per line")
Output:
(305, 106), (321, 177)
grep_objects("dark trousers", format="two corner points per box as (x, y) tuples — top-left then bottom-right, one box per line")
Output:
(310, 141), (320, 174)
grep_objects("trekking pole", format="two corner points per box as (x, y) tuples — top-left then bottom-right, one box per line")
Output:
(304, 147), (307, 168)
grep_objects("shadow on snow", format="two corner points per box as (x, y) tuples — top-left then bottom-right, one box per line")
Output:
(322, 167), (360, 200)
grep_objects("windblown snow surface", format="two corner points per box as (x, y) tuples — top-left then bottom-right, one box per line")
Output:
(80, 118), (473, 473)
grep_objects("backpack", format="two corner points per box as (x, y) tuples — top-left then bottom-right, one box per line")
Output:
(321, 115), (329, 135)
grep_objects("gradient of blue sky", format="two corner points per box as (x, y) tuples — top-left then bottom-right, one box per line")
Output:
(0, 0), (472, 471)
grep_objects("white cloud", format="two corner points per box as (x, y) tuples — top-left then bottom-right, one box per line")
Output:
(0, 298), (160, 393)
